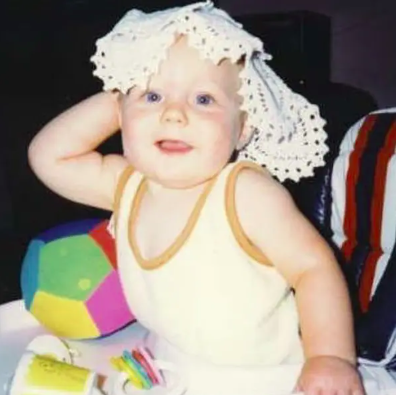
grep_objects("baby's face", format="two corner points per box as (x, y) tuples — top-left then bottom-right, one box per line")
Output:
(119, 36), (248, 188)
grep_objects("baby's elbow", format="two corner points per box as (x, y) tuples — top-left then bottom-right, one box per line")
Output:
(28, 137), (39, 171)
(28, 135), (53, 177)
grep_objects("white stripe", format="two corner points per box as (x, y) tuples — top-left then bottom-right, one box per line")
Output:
(330, 153), (350, 247)
(371, 254), (391, 297)
(330, 116), (366, 247)
(381, 156), (396, 253)
(371, 107), (396, 115)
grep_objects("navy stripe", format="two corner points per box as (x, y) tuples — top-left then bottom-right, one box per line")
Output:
(349, 244), (370, 288)
(356, 240), (396, 362)
(352, 113), (396, 364)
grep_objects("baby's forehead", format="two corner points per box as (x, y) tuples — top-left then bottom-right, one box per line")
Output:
(147, 36), (241, 90)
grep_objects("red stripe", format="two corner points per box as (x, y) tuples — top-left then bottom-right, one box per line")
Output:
(359, 120), (396, 311)
(342, 115), (377, 261)
(370, 120), (396, 247)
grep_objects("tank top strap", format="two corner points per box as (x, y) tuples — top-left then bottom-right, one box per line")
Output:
(107, 166), (144, 238)
(205, 160), (272, 266)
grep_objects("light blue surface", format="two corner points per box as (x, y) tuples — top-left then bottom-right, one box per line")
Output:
(0, 300), (147, 395)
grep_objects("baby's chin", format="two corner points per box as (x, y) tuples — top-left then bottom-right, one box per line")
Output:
(148, 172), (212, 190)
(124, 152), (228, 189)
(137, 165), (217, 190)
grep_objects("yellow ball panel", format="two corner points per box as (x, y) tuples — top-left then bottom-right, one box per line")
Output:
(31, 291), (100, 339)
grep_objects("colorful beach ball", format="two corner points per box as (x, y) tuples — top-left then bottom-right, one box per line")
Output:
(21, 219), (135, 339)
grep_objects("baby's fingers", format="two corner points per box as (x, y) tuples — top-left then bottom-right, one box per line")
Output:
(296, 384), (365, 395)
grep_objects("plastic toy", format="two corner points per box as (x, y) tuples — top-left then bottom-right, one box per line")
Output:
(6, 335), (102, 395)
(110, 346), (186, 395)
(110, 346), (164, 389)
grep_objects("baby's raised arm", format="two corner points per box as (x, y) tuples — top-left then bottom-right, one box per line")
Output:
(28, 92), (128, 211)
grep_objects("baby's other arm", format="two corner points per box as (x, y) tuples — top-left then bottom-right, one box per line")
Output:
(235, 168), (354, 361)
(235, 168), (363, 394)
(28, 92), (128, 211)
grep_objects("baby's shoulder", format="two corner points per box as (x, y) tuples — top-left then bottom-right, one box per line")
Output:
(230, 163), (298, 238)
(231, 164), (301, 254)
(232, 163), (293, 208)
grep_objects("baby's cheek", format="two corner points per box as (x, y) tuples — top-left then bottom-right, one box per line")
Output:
(213, 119), (240, 148)
(207, 131), (236, 166)
(120, 128), (142, 161)
(211, 134), (232, 151)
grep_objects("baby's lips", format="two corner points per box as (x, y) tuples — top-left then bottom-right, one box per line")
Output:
(156, 139), (193, 153)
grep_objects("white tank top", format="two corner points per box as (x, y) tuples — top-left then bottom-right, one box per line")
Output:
(111, 161), (303, 367)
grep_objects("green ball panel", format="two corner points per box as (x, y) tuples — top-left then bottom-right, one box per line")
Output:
(39, 235), (112, 301)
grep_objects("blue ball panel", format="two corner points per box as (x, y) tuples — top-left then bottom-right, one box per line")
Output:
(38, 219), (104, 243)
(21, 239), (44, 309)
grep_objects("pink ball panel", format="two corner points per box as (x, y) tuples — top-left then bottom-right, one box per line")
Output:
(86, 271), (135, 335)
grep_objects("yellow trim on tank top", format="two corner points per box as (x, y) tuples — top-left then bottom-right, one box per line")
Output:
(225, 161), (272, 266)
(128, 175), (217, 270)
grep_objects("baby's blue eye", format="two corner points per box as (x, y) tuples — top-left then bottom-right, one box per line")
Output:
(196, 94), (214, 106)
(145, 91), (162, 103)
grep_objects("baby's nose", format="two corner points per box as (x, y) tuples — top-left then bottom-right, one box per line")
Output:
(161, 103), (188, 125)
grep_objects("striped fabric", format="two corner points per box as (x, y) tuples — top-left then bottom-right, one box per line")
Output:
(331, 108), (396, 366)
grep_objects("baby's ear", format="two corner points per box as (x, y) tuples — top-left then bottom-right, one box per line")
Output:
(236, 113), (253, 150)
(114, 90), (124, 127)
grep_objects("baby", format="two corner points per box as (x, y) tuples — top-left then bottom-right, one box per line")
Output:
(28, 2), (364, 395)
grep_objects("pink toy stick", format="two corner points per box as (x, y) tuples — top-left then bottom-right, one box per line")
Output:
(136, 346), (165, 386)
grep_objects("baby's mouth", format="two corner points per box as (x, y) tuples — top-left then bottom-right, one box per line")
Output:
(155, 139), (193, 154)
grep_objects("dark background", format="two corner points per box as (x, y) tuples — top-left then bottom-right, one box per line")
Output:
(0, 0), (388, 302)
(0, 0), (208, 301)
(222, 0), (396, 108)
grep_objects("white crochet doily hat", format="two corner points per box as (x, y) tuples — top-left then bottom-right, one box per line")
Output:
(91, 1), (328, 182)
